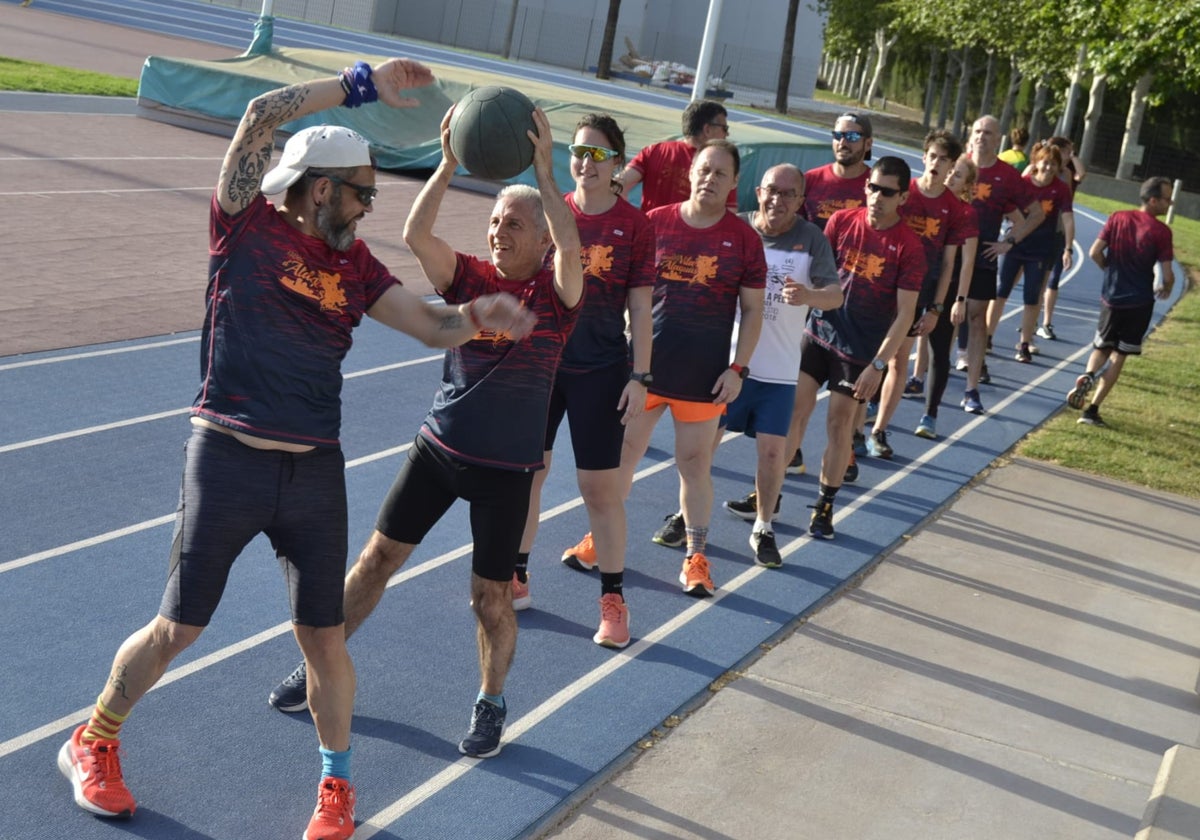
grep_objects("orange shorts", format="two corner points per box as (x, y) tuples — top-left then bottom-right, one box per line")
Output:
(645, 392), (726, 423)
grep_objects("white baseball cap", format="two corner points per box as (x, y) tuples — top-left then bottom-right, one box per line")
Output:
(260, 125), (372, 195)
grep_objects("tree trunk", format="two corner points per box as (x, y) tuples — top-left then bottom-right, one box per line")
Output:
(938, 48), (957, 129)
(952, 45), (972, 138)
(980, 49), (997, 117)
(998, 55), (1022, 139)
(865, 28), (898, 108)
(845, 49), (863, 97)
(923, 47), (940, 130)
(857, 46), (876, 102)
(775, 0), (800, 113)
(594, 0), (623, 80)
(1116, 71), (1154, 180)
(1029, 75), (1051, 141)
(1056, 43), (1087, 138)
(1078, 71), (1106, 167)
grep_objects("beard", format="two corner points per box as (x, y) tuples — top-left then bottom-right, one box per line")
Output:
(316, 191), (357, 251)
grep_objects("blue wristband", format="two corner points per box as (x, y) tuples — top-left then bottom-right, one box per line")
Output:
(340, 61), (377, 108)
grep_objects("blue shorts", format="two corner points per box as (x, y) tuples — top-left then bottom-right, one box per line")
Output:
(159, 427), (348, 628)
(375, 435), (533, 582)
(997, 252), (1048, 305)
(544, 361), (628, 471)
(723, 378), (796, 437)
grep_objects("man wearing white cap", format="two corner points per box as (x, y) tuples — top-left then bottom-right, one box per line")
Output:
(56, 59), (535, 840)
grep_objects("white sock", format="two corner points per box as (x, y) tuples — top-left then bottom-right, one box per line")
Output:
(753, 517), (772, 534)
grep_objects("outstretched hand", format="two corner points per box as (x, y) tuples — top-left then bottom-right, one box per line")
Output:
(470, 292), (537, 341)
(371, 58), (436, 108)
(527, 107), (554, 172)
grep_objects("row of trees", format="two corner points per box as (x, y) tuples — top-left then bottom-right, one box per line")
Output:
(816, 0), (1200, 178)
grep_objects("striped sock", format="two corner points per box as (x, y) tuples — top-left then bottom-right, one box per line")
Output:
(685, 526), (708, 557)
(83, 696), (128, 742)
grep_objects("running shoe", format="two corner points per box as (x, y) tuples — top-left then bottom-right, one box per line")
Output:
(459, 699), (506, 758)
(808, 500), (835, 540)
(903, 377), (925, 398)
(511, 572), (531, 611)
(785, 448), (806, 475)
(1066, 373), (1094, 410)
(986, 335), (994, 354)
(750, 530), (782, 568)
(955, 351), (969, 372)
(593, 593), (631, 648)
(1036, 324), (1057, 340)
(679, 553), (715, 597)
(58, 725), (136, 818)
(303, 777), (356, 840)
(979, 363), (991, 384)
(864, 401), (879, 424)
(866, 429), (893, 459)
(1077, 406), (1107, 426)
(652, 512), (686, 547)
(1015, 342), (1032, 363)
(269, 661), (309, 713)
(844, 453), (859, 484)
(914, 414), (937, 440)
(561, 532), (597, 571)
(962, 389), (985, 415)
(852, 430), (867, 457)
(723, 490), (780, 522)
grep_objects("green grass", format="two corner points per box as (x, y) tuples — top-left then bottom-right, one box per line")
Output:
(1016, 192), (1200, 499)
(0, 56), (138, 96)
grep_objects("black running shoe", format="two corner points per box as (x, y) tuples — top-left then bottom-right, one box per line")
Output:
(1077, 406), (1106, 427)
(808, 500), (835, 540)
(268, 662), (309, 713)
(723, 491), (780, 522)
(459, 700), (506, 758)
(844, 455), (859, 484)
(785, 448), (806, 475)
(750, 530), (783, 568)
(651, 512), (686, 547)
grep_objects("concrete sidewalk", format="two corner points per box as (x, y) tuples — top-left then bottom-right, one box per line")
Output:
(539, 458), (1200, 840)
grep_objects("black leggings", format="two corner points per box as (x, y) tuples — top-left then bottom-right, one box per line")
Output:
(925, 286), (956, 418)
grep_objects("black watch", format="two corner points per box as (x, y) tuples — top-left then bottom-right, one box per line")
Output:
(629, 371), (653, 386)
(730, 363), (749, 380)
(956, 295), (967, 303)
(929, 302), (945, 315)
(1004, 235), (1017, 246)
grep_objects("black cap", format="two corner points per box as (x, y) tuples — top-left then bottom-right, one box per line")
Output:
(837, 112), (873, 137)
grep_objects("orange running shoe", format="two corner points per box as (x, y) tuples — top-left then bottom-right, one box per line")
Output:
(679, 553), (715, 598)
(511, 572), (531, 611)
(57, 724), (136, 818)
(593, 593), (631, 648)
(561, 532), (598, 571)
(304, 777), (356, 840)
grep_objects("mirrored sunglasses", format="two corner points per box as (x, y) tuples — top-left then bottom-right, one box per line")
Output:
(832, 130), (864, 143)
(568, 144), (619, 163)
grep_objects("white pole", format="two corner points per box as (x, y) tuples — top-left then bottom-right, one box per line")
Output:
(690, 0), (724, 102)
(261, 0), (274, 16)
(1167, 178), (1182, 226)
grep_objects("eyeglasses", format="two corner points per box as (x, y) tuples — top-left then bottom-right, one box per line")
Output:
(708, 121), (730, 132)
(832, 130), (864, 143)
(309, 171), (378, 206)
(866, 182), (902, 198)
(568, 144), (619, 163)
(757, 186), (798, 201)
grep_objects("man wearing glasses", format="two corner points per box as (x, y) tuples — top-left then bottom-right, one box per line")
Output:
(622, 99), (737, 212)
(57, 61), (535, 840)
(1068, 176), (1175, 427)
(794, 157), (924, 540)
(803, 112), (874, 231)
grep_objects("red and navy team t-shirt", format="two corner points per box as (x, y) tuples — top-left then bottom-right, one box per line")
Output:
(802, 163), (868, 230)
(421, 253), (581, 471)
(971, 160), (1036, 268)
(900, 180), (972, 304)
(1096, 209), (1174, 308)
(559, 193), (656, 374)
(1014, 176), (1074, 257)
(628, 140), (738, 213)
(194, 193), (397, 447)
(645, 205), (767, 402)
(810, 206), (926, 364)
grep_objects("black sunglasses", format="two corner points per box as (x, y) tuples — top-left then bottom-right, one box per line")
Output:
(832, 130), (864, 143)
(866, 182), (902, 198)
(309, 171), (378, 206)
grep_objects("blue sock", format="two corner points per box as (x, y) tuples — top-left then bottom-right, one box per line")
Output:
(319, 746), (352, 782)
(477, 691), (504, 709)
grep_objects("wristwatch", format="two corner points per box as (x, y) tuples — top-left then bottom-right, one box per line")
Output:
(729, 363), (749, 379)
(928, 302), (945, 315)
(956, 295), (967, 303)
(1004, 235), (1017, 246)
(629, 371), (653, 386)
(871, 358), (887, 372)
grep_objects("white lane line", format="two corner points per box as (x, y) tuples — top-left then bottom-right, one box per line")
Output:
(0, 336), (199, 370)
(0, 354), (442, 454)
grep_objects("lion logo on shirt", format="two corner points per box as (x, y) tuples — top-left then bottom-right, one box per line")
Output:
(843, 247), (886, 281)
(279, 254), (348, 314)
(973, 182), (993, 202)
(906, 214), (942, 240)
(581, 244), (614, 279)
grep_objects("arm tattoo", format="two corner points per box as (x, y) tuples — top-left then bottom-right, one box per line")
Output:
(223, 85), (311, 209)
(439, 311), (465, 331)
